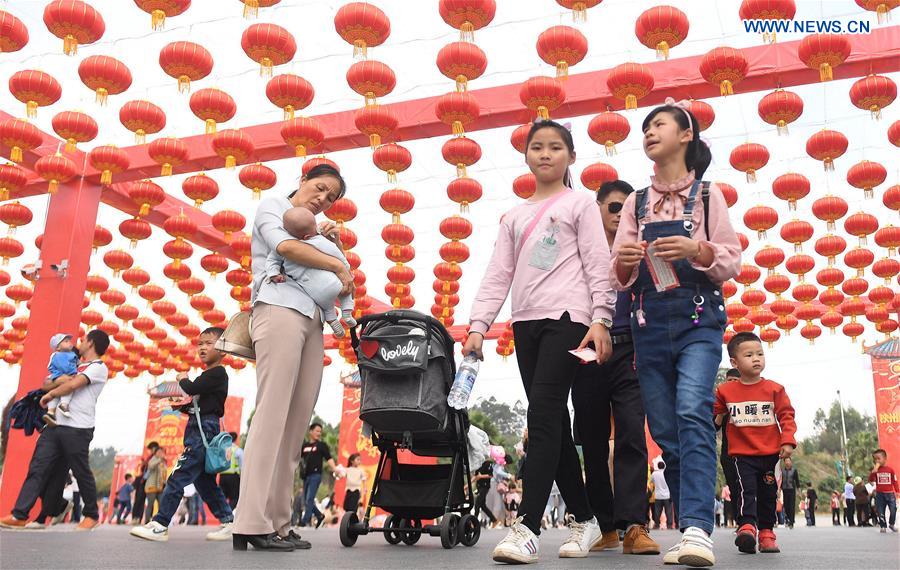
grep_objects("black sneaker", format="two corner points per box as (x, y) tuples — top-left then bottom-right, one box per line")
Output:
(282, 530), (312, 549)
(315, 514), (325, 529)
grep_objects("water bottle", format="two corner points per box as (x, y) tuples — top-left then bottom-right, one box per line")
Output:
(447, 353), (480, 410)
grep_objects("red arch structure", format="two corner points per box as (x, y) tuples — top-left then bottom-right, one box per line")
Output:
(0, 26), (898, 515)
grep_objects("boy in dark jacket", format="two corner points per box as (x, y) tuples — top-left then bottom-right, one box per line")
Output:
(130, 328), (234, 543)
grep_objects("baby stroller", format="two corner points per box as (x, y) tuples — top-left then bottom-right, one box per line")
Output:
(340, 310), (479, 549)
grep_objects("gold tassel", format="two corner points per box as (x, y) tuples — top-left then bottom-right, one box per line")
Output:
(870, 105), (882, 120)
(369, 134), (381, 149)
(556, 61), (568, 79)
(572, 3), (588, 22)
(788, 200), (797, 212)
(48, 180), (58, 193)
(392, 213), (400, 224)
(657, 41), (669, 60)
(823, 158), (834, 172)
(770, 32), (778, 44)
(253, 188), (261, 200)
(819, 63), (833, 82)
(64, 34), (77, 56)
(260, 57), (273, 77)
(365, 92), (376, 107)
(225, 155), (236, 169)
(10, 146), (23, 163)
(26, 101), (37, 118)
(456, 164), (466, 178)
(205, 119), (217, 134)
(456, 75), (467, 92)
(178, 75), (191, 93)
(625, 94), (637, 110)
(460, 22), (474, 42)
(777, 120), (789, 136)
(284, 105), (294, 120)
(135, 129), (146, 144)
(876, 3), (890, 23)
(757, 229), (767, 240)
(864, 187), (874, 199)
(720, 80), (734, 96)
(294, 145), (307, 158)
(101, 170), (112, 185)
(65, 138), (77, 152)
(151, 9), (166, 30)
(605, 141), (616, 156)
(392, 296), (400, 308)
(95, 87), (108, 105)
(243, 0), (259, 18)
(353, 40), (367, 59)
(0, 188), (8, 201)
(140, 203), (150, 217)
(130, 239), (137, 250)
(746, 169), (757, 183)
(460, 202), (469, 214)
(452, 121), (464, 136)
(387, 170), (397, 183)
(794, 243), (802, 254)
(161, 163), (173, 176)
(537, 106), (549, 120)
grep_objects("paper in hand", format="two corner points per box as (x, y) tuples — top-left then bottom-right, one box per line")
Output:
(645, 243), (680, 292)
(568, 347), (597, 362)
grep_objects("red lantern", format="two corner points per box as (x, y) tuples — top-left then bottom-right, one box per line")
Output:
(200, 253), (229, 279)
(0, 164), (28, 201)
(0, 119), (42, 164)
(5, 283), (32, 305)
(739, 0), (796, 43)
(0, 202), (30, 236)
(369, 143), (412, 183)
(874, 224), (900, 254)
(34, 153), (77, 193)
(119, 217), (152, 248)
(555, 0), (601, 22)
(437, 41), (487, 92)
(780, 220), (813, 253)
(241, 23), (295, 76)
(1, 11), (29, 53)
(634, 5), (689, 59)
(440, 242), (470, 264)
(325, 198), (358, 226)
(435, 92), (480, 135)
(588, 112), (629, 155)
(884, 184), (900, 214)
(872, 258), (899, 284)
(812, 195), (848, 232)
(182, 173), (218, 208)
(846, 160), (886, 199)
(806, 129), (848, 171)
(81, 309), (103, 326)
(386, 245), (415, 264)
(302, 157), (339, 176)
(855, 0), (898, 22)
(889, 120), (900, 147)
(771, 173), (809, 211)
(736, 264), (761, 286)
(122, 268), (150, 291)
(730, 143), (769, 183)
(439, 0), (495, 41)
(238, 163), (277, 200)
(510, 124), (530, 154)
(88, 145), (129, 185)
(440, 216), (473, 241)
(178, 277), (204, 296)
(119, 100), (165, 143)
(844, 211), (879, 246)
(188, 87), (235, 134)
(355, 105), (398, 148)
(212, 210), (246, 241)
(842, 278), (869, 298)
(346, 60), (396, 106)
(580, 162), (618, 192)
(164, 211), (197, 240)
(519, 76), (565, 120)
(606, 62), (654, 110)
(79, 55), (132, 105)
(379, 189), (414, 224)
(281, 118), (323, 159)
(755, 246), (785, 275)
(159, 41), (212, 93)
(265, 74), (314, 121)
(128, 180), (166, 217)
(821, 311), (843, 333)
(792, 283), (819, 304)
(164, 261), (191, 283)
(0, 237), (23, 265)
(699, 47), (747, 96)
(513, 173), (536, 199)
(134, 0), (191, 30)
(93, 225), (112, 251)
(103, 249), (133, 276)
(758, 89), (803, 135)
(441, 138), (481, 178)
(52, 111), (98, 152)
(447, 178), (482, 213)
(844, 247), (875, 278)
(849, 74), (896, 119)
(798, 33), (851, 82)
(147, 137), (189, 176)
(212, 129), (254, 169)
(785, 254), (815, 281)
(815, 234), (847, 265)
(688, 100), (715, 131)
(334, 2), (391, 57)
(536, 26), (588, 78)
(8, 70), (62, 118)
(743, 205), (777, 240)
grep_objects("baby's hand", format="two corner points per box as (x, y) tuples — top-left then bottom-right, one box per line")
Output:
(269, 274), (286, 284)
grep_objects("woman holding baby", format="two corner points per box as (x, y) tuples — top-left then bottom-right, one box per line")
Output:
(233, 164), (352, 552)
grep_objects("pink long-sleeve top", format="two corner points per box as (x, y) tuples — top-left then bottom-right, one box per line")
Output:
(469, 190), (616, 335)
(609, 171), (742, 291)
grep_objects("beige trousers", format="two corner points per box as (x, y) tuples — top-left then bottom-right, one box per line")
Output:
(233, 303), (324, 535)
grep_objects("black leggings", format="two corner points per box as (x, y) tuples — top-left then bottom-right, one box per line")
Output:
(512, 314), (592, 535)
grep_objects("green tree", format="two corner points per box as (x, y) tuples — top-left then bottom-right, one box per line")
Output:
(470, 397), (526, 441)
(89, 446), (118, 497)
(805, 400), (875, 456)
(847, 430), (879, 478)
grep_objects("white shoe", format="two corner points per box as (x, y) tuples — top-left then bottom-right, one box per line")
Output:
(558, 515), (602, 558)
(57, 404), (72, 418)
(24, 521), (46, 530)
(50, 500), (73, 525)
(663, 543), (681, 564)
(206, 521), (233, 541)
(677, 526), (715, 567)
(130, 521), (169, 542)
(492, 517), (540, 564)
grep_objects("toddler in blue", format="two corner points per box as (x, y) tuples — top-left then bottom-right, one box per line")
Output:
(42, 333), (79, 427)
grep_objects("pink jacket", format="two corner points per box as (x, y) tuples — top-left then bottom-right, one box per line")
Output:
(469, 190), (616, 334)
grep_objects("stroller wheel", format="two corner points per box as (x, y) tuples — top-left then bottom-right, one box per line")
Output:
(383, 514), (402, 545)
(339, 512), (359, 547)
(400, 519), (421, 545)
(440, 513), (460, 549)
(459, 514), (480, 547)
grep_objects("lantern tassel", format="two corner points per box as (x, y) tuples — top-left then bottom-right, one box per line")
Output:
(365, 92), (377, 107)
(353, 40), (367, 59)
(284, 105), (295, 120)
(876, 3), (890, 22)
(392, 296), (400, 308)
(369, 134), (381, 149)
(865, 187), (874, 199)
(135, 129), (146, 144)
(456, 75), (468, 92)
(387, 169), (397, 183)
(823, 158), (834, 172)
(456, 164), (467, 178)
(392, 213), (400, 224)
(819, 63), (833, 82)
(151, 9), (166, 30)
(572, 2), (588, 22)
(48, 180), (58, 194)
(0, 189), (8, 201)
(260, 57), (273, 77)
(720, 80), (734, 96)
(161, 163), (173, 176)
(656, 41), (669, 60)
(758, 229), (767, 240)
(63, 34), (78, 56)
(65, 138), (77, 152)
(788, 200), (797, 212)
(295, 145), (307, 158)
(10, 146), (23, 164)
(625, 94), (637, 110)
(253, 188), (261, 200)
(460, 22), (475, 42)
(225, 155), (236, 169)
(130, 239), (137, 250)
(101, 170), (112, 185)
(178, 75), (191, 94)
(460, 202), (469, 214)
(95, 87), (109, 106)
(777, 120), (789, 136)
(746, 169), (757, 184)
(452, 121), (465, 136)
(26, 101), (37, 118)
(537, 106), (550, 120)
(605, 141), (617, 156)
(243, 0), (259, 18)
(139, 204), (150, 217)
(205, 119), (217, 134)
(556, 61), (569, 79)
(870, 105), (882, 120)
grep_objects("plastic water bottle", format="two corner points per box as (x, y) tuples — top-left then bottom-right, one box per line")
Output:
(447, 353), (480, 410)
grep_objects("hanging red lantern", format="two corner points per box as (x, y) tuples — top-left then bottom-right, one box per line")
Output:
(800, 322), (823, 346)
(147, 137), (189, 176)
(0, 237), (23, 265)
(536, 25), (588, 78)
(872, 258), (899, 284)
(842, 278), (870, 298)
(821, 311), (843, 333)
(435, 92), (480, 135)
(164, 261), (191, 283)
(699, 47), (747, 96)
(122, 268), (150, 291)
(264, 75), (314, 122)
(555, 0), (601, 22)
(81, 309), (103, 326)
(5, 283), (32, 305)
(212, 210), (246, 241)
(792, 283), (819, 304)
(182, 173), (218, 208)
(34, 153), (77, 193)
(780, 220), (813, 253)
(723, 281), (738, 299)
(238, 163), (277, 199)
(606, 62), (653, 110)
(52, 111), (98, 152)
(855, 0), (898, 23)
(510, 124), (530, 153)
(0, 164), (27, 201)
(231, 234), (252, 269)
(159, 41), (212, 93)
(755, 246), (785, 275)
(798, 33), (851, 82)
(119, 100), (165, 143)
(241, 23), (295, 76)
(771, 173), (809, 211)
(379, 189), (414, 224)
(580, 162), (618, 192)
(874, 224), (900, 254)
(134, 0), (191, 30)
(743, 205), (778, 239)
(371, 143), (412, 183)
(844, 211), (879, 246)
(440, 241), (470, 264)
(785, 254), (815, 281)
(8, 70), (62, 118)
(346, 60), (396, 106)
(741, 287), (766, 307)
(212, 128), (253, 169)
(87, 145), (129, 185)
(849, 74), (896, 120)
(1, 11), (29, 53)
(726, 302), (750, 321)
(188, 88), (236, 135)
(688, 100), (715, 131)
(128, 180), (166, 217)
(78, 55), (132, 105)
(884, 184), (900, 214)
(758, 89), (803, 135)
(324, 198), (358, 227)
(815, 234), (847, 265)
(889, 120), (900, 147)
(93, 225), (112, 251)
(736, 264), (761, 286)
(334, 2), (391, 58)
(164, 211), (197, 240)
(280, 117), (323, 158)
(812, 195), (848, 232)
(513, 173), (536, 199)
(447, 178), (482, 213)
(177, 277), (204, 297)
(730, 143), (769, 183)
(441, 137), (481, 178)
(437, 41), (487, 92)
(119, 217), (152, 248)
(806, 129), (848, 171)
(386, 245), (415, 264)
(0, 202), (31, 235)
(519, 76), (565, 120)
(844, 247), (875, 277)
(355, 105), (398, 148)
(634, 5), (689, 59)
(439, 0), (495, 41)
(440, 216), (473, 241)
(103, 249), (133, 276)
(302, 157), (339, 177)
(870, 285), (895, 306)
(200, 253), (229, 279)
(0, 119), (42, 164)
(739, 0), (796, 43)
(588, 112), (629, 155)
(846, 160), (886, 199)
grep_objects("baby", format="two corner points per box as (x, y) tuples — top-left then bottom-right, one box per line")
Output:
(42, 333), (80, 427)
(267, 206), (356, 337)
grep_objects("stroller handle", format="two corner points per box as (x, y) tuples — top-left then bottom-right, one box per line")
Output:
(350, 310), (456, 356)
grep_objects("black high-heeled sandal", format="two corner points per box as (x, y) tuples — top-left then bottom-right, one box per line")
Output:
(232, 532), (295, 551)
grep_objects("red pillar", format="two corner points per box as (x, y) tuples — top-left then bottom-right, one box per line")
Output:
(866, 340), (900, 470)
(0, 178), (101, 516)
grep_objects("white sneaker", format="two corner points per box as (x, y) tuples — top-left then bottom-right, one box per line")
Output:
(130, 521), (169, 542)
(677, 526), (715, 567)
(558, 515), (602, 558)
(206, 521), (234, 541)
(50, 500), (73, 525)
(492, 517), (540, 564)
(24, 521), (46, 530)
(663, 543), (682, 564)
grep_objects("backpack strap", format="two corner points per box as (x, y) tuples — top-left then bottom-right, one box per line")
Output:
(635, 186), (649, 224)
(701, 181), (711, 240)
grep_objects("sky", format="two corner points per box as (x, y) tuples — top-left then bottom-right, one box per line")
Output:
(0, 0), (897, 454)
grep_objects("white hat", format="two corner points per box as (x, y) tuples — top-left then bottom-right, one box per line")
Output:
(50, 333), (72, 350)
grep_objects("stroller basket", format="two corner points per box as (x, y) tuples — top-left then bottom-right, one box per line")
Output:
(373, 463), (463, 511)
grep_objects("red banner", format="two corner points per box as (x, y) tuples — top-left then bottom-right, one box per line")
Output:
(871, 357), (900, 473)
(333, 384), (379, 510)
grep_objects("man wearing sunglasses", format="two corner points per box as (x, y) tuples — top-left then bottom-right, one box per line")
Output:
(572, 180), (659, 555)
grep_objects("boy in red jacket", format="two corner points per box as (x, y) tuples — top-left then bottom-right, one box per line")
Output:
(714, 332), (796, 555)
(869, 449), (898, 532)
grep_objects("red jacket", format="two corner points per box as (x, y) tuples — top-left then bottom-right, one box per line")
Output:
(714, 378), (797, 456)
(869, 466), (899, 493)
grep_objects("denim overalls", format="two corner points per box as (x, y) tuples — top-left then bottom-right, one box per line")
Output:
(630, 180), (727, 536)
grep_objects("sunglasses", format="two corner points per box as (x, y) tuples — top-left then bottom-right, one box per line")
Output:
(606, 202), (624, 214)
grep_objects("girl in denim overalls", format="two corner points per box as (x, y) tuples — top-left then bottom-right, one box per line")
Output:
(610, 100), (741, 567)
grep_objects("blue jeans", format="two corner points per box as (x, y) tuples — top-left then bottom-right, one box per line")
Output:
(153, 416), (233, 527)
(875, 492), (897, 528)
(632, 287), (726, 536)
(301, 473), (323, 525)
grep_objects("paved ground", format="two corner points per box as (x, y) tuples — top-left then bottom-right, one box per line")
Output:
(0, 524), (897, 569)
